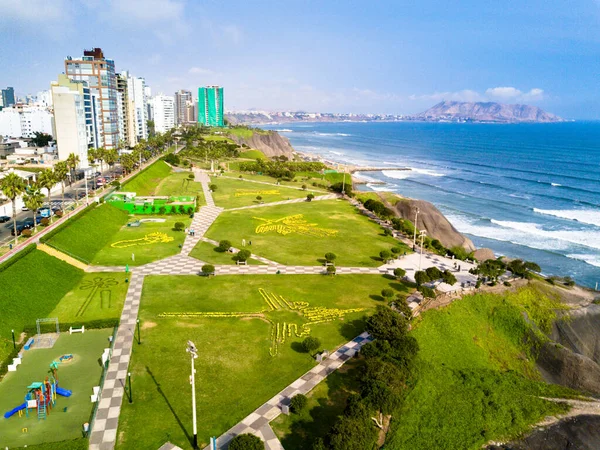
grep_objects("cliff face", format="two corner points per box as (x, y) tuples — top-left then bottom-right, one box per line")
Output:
(229, 131), (295, 159)
(394, 198), (475, 251)
(416, 101), (564, 123)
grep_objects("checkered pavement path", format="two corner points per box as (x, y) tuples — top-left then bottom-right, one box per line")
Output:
(203, 332), (373, 450)
(226, 194), (339, 211)
(181, 205), (223, 255)
(89, 273), (145, 450)
(138, 254), (206, 275)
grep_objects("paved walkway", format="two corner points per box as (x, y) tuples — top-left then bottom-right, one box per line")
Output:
(201, 237), (280, 266)
(89, 272), (145, 450)
(226, 194), (339, 211)
(203, 332), (374, 450)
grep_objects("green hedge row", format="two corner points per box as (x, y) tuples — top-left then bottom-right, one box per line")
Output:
(14, 438), (88, 450)
(39, 203), (97, 244)
(0, 243), (36, 273)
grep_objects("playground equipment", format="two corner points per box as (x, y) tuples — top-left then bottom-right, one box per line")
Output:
(3, 363), (72, 420)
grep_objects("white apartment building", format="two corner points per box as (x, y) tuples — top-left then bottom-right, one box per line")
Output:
(51, 81), (89, 168)
(0, 106), (53, 138)
(150, 95), (175, 134)
(123, 73), (148, 141)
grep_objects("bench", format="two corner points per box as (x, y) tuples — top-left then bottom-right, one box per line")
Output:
(69, 325), (85, 334)
(24, 338), (34, 350)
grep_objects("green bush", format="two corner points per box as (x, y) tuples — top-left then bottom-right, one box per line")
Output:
(173, 222), (185, 231)
(302, 336), (321, 354)
(425, 266), (442, 281)
(209, 183), (218, 191)
(504, 281), (512, 287)
(414, 270), (430, 286)
(381, 288), (395, 300)
(290, 394), (308, 413)
(324, 252), (337, 263)
(418, 286), (436, 298)
(326, 265), (336, 276)
(235, 249), (251, 262)
(228, 434), (264, 450)
(379, 250), (391, 262)
(218, 240), (231, 252)
(201, 264), (215, 275)
(441, 270), (457, 286)
(394, 268), (406, 279)
(306, 193), (315, 201)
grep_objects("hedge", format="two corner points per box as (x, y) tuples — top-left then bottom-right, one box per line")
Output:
(0, 243), (36, 273)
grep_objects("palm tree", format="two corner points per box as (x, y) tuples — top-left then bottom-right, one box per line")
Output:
(37, 169), (56, 223)
(95, 147), (106, 177)
(121, 153), (135, 175)
(0, 173), (27, 245)
(87, 147), (99, 191)
(54, 161), (69, 213)
(23, 183), (44, 233)
(104, 149), (118, 179)
(66, 153), (80, 190)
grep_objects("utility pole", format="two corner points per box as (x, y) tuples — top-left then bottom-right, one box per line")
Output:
(341, 166), (346, 196)
(419, 230), (426, 271)
(187, 340), (199, 449)
(412, 208), (420, 250)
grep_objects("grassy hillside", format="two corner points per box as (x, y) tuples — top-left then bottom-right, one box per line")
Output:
(122, 160), (172, 196)
(0, 250), (84, 365)
(47, 204), (130, 263)
(386, 286), (575, 450)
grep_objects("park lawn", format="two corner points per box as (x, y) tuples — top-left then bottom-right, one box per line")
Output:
(188, 241), (264, 265)
(0, 250), (84, 367)
(92, 217), (192, 266)
(0, 329), (112, 448)
(47, 204), (130, 264)
(121, 160), (172, 196)
(239, 150), (266, 160)
(209, 177), (311, 209)
(224, 171), (328, 191)
(48, 273), (130, 323)
(204, 199), (407, 266)
(116, 274), (404, 450)
(271, 358), (363, 450)
(385, 286), (577, 450)
(155, 171), (205, 201)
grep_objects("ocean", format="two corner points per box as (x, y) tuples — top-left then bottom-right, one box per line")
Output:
(265, 121), (600, 289)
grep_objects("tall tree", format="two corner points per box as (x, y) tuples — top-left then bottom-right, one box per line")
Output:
(23, 183), (44, 233)
(120, 153), (135, 175)
(95, 147), (106, 177)
(31, 131), (53, 147)
(87, 147), (99, 190)
(66, 153), (80, 190)
(0, 173), (27, 244)
(37, 169), (56, 222)
(104, 149), (118, 178)
(53, 161), (69, 212)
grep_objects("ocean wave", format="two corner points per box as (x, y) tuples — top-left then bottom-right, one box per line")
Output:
(566, 254), (600, 268)
(367, 183), (398, 192)
(315, 132), (352, 137)
(533, 208), (600, 227)
(353, 173), (380, 183)
(382, 168), (445, 180)
(551, 183), (562, 187)
(490, 219), (600, 251)
(329, 151), (345, 156)
(275, 129), (293, 132)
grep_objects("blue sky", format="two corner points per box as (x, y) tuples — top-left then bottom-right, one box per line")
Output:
(1, 0), (599, 118)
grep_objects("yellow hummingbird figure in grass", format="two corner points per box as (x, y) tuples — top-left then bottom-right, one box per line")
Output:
(111, 232), (174, 249)
(158, 288), (364, 356)
(253, 214), (338, 238)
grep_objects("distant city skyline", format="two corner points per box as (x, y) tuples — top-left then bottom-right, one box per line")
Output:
(1, 0), (599, 119)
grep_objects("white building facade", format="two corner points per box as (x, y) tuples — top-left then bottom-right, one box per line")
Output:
(0, 106), (53, 138)
(150, 95), (175, 134)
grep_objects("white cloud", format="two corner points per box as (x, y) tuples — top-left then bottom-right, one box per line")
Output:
(486, 86), (544, 101)
(410, 87), (545, 104)
(0, 0), (69, 22)
(409, 89), (483, 103)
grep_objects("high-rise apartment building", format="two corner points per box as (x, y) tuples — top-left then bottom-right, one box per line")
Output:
(0, 105), (53, 138)
(51, 77), (90, 167)
(116, 73), (137, 148)
(1, 87), (16, 108)
(65, 48), (119, 149)
(198, 86), (224, 127)
(150, 95), (175, 134)
(174, 90), (193, 125)
(126, 74), (148, 141)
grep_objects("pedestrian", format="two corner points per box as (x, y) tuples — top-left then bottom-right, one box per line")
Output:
(185, 227), (189, 234)
(249, 240), (252, 246)
(242, 239), (246, 247)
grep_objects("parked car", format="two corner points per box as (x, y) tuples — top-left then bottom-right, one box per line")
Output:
(38, 207), (54, 218)
(11, 225), (25, 236)
(21, 206), (29, 211)
(0, 216), (10, 223)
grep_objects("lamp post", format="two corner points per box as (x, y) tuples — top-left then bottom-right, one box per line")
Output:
(341, 166), (346, 196)
(11, 329), (15, 350)
(412, 208), (420, 250)
(187, 340), (199, 449)
(136, 319), (141, 345)
(127, 372), (132, 403)
(419, 230), (427, 272)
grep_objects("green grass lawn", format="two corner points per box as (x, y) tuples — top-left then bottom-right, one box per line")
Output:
(116, 274), (405, 450)
(48, 273), (130, 323)
(92, 217), (192, 266)
(0, 330), (112, 448)
(205, 200), (407, 266)
(47, 204), (130, 264)
(271, 358), (363, 450)
(122, 160), (172, 196)
(188, 241), (264, 265)
(209, 177), (311, 209)
(155, 171), (205, 203)
(386, 285), (576, 450)
(239, 150), (266, 160)
(0, 250), (84, 366)
(224, 171), (328, 191)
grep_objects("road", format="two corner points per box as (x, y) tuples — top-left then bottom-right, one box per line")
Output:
(0, 167), (120, 245)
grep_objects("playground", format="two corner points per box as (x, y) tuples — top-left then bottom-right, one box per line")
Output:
(92, 217), (192, 266)
(0, 329), (111, 448)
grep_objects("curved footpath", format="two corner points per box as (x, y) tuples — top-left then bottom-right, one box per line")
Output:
(88, 170), (478, 450)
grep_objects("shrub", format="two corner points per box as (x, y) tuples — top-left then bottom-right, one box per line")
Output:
(441, 270), (457, 285)
(228, 434), (264, 450)
(564, 276), (575, 287)
(302, 184), (307, 190)
(111, 180), (120, 189)
(418, 285), (436, 298)
(425, 266), (442, 281)
(40, 217), (50, 226)
(236, 249), (251, 262)
(173, 222), (185, 231)
(306, 193), (315, 202)
(366, 305), (409, 341)
(21, 229), (32, 237)
(391, 246), (403, 255)
(414, 270), (430, 286)
(218, 240), (231, 252)
(256, 195), (262, 203)
(188, 173), (195, 180)
(290, 394), (308, 413)
(383, 228), (392, 236)
(201, 264), (215, 276)
(381, 289), (394, 300)
(302, 336), (321, 354)
(209, 183), (218, 191)
(393, 268), (406, 279)
(54, 210), (63, 218)
(158, 206), (167, 215)
(324, 252), (337, 263)
(326, 265), (336, 276)
(504, 281), (512, 287)
(379, 250), (391, 262)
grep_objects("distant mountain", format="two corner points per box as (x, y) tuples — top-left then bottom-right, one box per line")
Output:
(414, 101), (564, 123)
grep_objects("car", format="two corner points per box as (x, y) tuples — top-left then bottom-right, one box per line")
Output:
(0, 216), (10, 223)
(77, 191), (87, 199)
(11, 225), (24, 236)
(38, 207), (53, 218)
(21, 206), (29, 211)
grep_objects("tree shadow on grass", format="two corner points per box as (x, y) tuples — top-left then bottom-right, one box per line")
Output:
(370, 294), (384, 302)
(146, 365), (192, 446)
(339, 318), (367, 341)
(388, 282), (411, 294)
(291, 341), (306, 354)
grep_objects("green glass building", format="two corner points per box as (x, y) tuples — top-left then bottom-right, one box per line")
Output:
(198, 86), (224, 127)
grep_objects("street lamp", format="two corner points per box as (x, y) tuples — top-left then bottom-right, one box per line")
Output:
(127, 372), (132, 403)
(136, 319), (141, 345)
(418, 230), (427, 271)
(412, 208), (420, 250)
(11, 329), (15, 350)
(186, 340), (199, 449)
